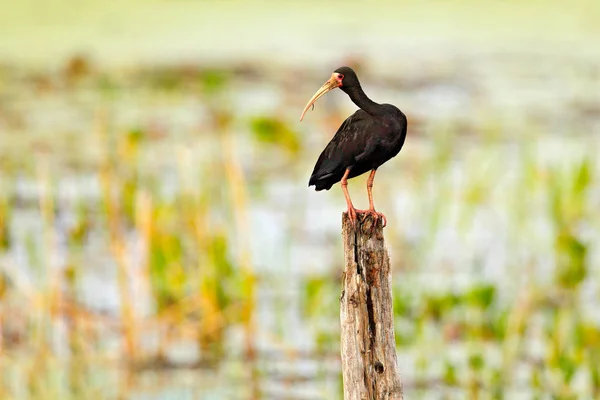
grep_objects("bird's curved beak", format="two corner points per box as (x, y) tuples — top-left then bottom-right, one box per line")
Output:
(300, 74), (342, 121)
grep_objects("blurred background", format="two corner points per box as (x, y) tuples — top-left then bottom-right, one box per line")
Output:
(1, 0), (599, 399)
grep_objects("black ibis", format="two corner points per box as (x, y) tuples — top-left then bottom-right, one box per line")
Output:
(300, 66), (407, 227)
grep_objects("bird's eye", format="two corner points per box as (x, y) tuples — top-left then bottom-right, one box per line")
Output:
(338, 74), (344, 80)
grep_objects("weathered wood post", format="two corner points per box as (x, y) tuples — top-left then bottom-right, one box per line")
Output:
(340, 214), (403, 399)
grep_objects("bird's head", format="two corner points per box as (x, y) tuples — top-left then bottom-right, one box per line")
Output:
(300, 66), (359, 121)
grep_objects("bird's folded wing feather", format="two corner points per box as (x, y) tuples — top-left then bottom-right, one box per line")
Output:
(308, 110), (379, 186)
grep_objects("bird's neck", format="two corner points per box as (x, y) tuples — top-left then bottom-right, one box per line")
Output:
(344, 85), (381, 115)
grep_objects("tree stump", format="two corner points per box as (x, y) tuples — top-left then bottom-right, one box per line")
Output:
(340, 213), (403, 400)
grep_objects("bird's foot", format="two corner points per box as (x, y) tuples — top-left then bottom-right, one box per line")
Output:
(356, 208), (387, 228)
(344, 206), (359, 227)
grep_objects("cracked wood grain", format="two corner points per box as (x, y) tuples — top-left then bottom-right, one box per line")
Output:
(340, 214), (403, 400)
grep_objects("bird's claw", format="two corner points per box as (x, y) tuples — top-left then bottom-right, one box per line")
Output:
(379, 212), (387, 228)
(346, 207), (387, 230)
(356, 209), (387, 229)
(345, 206), (359, 228)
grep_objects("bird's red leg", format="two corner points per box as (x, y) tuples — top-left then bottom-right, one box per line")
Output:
(341, 168), (358, 225)
(357, 169), (387, 228)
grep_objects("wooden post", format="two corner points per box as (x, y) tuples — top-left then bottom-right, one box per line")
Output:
(340, 214), (403, 400)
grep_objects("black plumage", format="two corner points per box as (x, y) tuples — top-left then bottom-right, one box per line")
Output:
(300, 66), (407, 227)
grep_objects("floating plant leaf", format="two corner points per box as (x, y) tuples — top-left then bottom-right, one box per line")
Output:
(250, 116), (301, 155)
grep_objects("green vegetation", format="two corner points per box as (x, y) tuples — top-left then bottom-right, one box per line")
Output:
(0, 55), (598, 399)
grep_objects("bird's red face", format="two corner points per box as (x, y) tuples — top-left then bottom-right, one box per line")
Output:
(300, 72), (344, 121)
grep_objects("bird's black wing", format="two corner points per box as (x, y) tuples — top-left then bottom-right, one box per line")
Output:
(308, 110), (379, 191)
